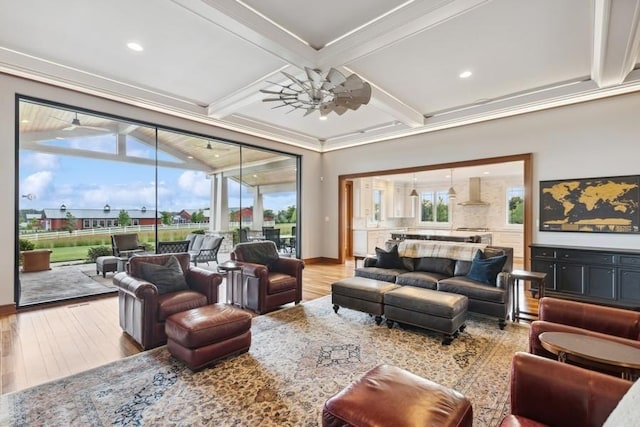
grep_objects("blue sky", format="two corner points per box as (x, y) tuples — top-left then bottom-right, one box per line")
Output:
(19, 136), (296, 213)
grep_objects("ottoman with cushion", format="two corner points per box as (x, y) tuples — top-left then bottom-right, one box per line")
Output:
(384, 286), (468, 344)
(322, 364), (473, 427)
(165, 303), (252, 370)
(331, 276), (400, 325)
(96, 255), (119, 277)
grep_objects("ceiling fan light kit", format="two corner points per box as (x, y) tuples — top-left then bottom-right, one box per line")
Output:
(261, 67), (371, 117)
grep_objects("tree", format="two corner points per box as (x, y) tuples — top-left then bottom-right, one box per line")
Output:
(161, 211), (173, 226)
(509, 196), (524, 224)
(62, 212), (77, 233)
(191, 209), (205, 223)
(263, 209), (275, 221)
(118, 209), (131, 227)
(435, 196), (449, 222)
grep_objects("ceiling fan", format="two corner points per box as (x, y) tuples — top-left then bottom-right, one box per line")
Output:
(261, 67), (372, 117)
(54, 113), (110, 132)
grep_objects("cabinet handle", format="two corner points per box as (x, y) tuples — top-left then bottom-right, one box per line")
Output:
(563, 254), (569, 258)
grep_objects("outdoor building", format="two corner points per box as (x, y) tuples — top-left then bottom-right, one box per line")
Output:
(40, 206), (161, 231)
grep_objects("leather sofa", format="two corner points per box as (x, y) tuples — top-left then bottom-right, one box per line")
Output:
(499, 352), (631, 427)
(530, 297), (640, 374)
(356, 242), (513, 328)
(113, 253), (223, 350)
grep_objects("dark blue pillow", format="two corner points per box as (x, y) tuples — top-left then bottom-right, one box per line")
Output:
(466, 250), (507, 285)
(375, 245), (402, 269)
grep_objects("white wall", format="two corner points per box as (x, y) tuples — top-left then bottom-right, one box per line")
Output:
(322, 91), (640, 258)
(0, 74), (322, 307)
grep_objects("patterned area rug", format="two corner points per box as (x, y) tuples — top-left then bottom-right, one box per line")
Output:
(0, 296), (529, 426)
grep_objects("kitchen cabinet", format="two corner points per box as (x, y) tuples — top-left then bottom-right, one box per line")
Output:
(354, 179), (372, 218)
(353, 229), (392, 256)
(530, 244), (639, 308)
(390, 183), (414, 217)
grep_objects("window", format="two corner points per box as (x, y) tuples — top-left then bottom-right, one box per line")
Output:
(372, 189), (383, 221)
(420, 191), (449, 223)
(507, 186), (524, 225)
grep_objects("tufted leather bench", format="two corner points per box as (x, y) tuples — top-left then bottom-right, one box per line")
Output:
(165, 303), (252, 370)
(323, 364), (473, 427)
(384, 286), (468, 345)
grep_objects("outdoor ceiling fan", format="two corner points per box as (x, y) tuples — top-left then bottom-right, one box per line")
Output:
(54, 113), (110, 132)
(261, 67), (372, 117)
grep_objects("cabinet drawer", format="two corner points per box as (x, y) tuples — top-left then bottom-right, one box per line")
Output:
(620, 256), (640, 267)
(531, 247), (556, 259)
(557, 250), (614, 265)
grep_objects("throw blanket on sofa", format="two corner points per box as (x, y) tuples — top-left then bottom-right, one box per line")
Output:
(398, 240), (487, 261)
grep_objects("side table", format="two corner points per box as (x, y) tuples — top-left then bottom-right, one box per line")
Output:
(509, 269), (547, 321)
(218, 261), (244, 308)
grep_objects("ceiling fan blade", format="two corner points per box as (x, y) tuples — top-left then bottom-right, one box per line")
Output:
(305, 67), (323, 83)
(80, 125), (111, 132)
(262, 97), (298, 102)
(281, 71), (309, 90)
(325, 68), (347, 85)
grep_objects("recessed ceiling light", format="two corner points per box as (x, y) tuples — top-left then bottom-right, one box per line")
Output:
(214, 154), (220, 158)
(483, 171), (490, 175)
(319, 115), (328, 121)
(20, 119), (29, 123)
(127, 42), (143, 52)
(459, 70), (472, 79)
(187, 156), (193, 159)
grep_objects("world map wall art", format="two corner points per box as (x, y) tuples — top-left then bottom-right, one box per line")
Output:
(540, 175), (640, 233)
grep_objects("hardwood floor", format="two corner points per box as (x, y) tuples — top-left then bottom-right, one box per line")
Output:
(0, 259), (536, 394)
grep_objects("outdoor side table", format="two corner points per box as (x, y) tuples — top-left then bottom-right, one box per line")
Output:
(218, 261), (244, 308)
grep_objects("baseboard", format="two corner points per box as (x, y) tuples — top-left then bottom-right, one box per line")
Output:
(302, 257), (340, 265)
(0, 303), (17, 316)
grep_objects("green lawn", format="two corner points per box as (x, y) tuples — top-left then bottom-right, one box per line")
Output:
(49, 246), (96, 263)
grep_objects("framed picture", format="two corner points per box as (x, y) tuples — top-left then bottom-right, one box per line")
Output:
(539, 175), (640, 233)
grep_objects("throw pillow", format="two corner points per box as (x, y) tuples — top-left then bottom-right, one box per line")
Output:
(139, 255), (189, 294)
(375, 245), (402, 269)
(466, 250), (507, 285)
(603, 378), (640, 427)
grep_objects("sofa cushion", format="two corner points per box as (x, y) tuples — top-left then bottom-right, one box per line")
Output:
(139, 255), (189, 294)
(414, 257), (455, 276)
(437, 276), (506, 303)
(395, 271), (448, 290)
(454, 260), (472, 276)
(399, 256), (415, 271)
(466, 250), (507, 285)
(355, 267), (406, 283)
(375, 245), (403, 269)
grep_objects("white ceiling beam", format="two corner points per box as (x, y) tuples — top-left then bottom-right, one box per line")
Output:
(592, 0), (640, 88)
(172, 0), (317, 66)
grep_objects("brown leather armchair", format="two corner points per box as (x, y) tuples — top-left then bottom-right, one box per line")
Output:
(230, 241), (304, 314)
(530, 297), (640, 374)
(499, 352), (631, 427)
(112, 253), (223, 350)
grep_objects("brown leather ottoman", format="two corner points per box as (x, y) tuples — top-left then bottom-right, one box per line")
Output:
(331, 276), (401, 325)
(165, 303), (252, 370)
(323, 364), (472, 427)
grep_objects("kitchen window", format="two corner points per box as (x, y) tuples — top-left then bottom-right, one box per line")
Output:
(419, 190), (449, 224)
(506, 186), (524, 225)
(372, 189), (383, 221)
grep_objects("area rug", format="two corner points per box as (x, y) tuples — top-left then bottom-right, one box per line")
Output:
(19, 263), (117, 306)
(0, 296), (529, 426)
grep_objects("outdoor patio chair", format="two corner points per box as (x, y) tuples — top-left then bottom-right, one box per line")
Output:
(111, 233), (145, 258)
(156, 240), (190, 254)
(189, 235), (224, 266)
(263, 228), (282, 251)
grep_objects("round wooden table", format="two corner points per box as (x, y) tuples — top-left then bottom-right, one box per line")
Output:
(539, 331), (640, 380)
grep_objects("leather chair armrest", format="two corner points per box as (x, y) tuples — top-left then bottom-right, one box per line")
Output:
(506, 352), (631, 427)
(539, 297), (640, 339)
(272, 257), (305, 277)
(186, 267), (223, 304)
(112, 272), (158, 300)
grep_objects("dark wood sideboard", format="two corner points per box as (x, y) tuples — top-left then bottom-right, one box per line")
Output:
(530, 244), (640, 310)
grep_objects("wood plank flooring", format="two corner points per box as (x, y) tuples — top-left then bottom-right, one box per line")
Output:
(0, 258), (535, 394)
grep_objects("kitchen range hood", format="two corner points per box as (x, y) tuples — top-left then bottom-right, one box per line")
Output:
(458, 177), (489, 206)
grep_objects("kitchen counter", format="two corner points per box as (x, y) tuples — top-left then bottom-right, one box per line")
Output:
(390, 230), (492, 244)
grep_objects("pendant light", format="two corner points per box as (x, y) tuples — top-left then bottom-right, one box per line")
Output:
(409, 173), (419, 197)
(447, 169), (457, 199)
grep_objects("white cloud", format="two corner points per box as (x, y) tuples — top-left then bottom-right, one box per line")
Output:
(178, 171), (210, 197)
(21, 152), (59, 170)
(21, 171), (53, 199)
